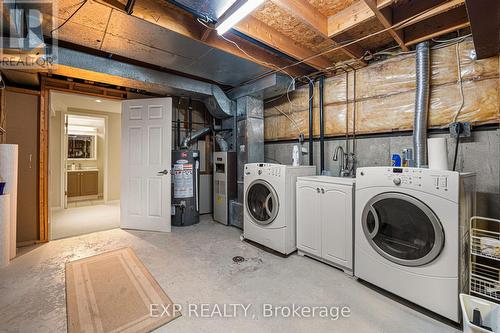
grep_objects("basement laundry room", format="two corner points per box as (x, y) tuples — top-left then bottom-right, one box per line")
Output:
(0, 0), (499, 332)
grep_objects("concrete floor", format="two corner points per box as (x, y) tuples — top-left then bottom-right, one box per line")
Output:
(50, 202), (120, 240)
(0, 216), (460, 333)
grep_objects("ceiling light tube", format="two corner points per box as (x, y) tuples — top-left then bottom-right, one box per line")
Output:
(216, 0), (264, 35)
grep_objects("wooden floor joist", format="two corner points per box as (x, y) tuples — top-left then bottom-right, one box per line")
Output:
(404, 5), (470, 46)
(363, 0), (409, 51)
(235, 15), (333, 70)
(465, 0), (500, 59)
(270, 0), (367, 64)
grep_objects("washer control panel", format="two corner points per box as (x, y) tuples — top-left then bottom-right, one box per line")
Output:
(245, 163), (283, 178)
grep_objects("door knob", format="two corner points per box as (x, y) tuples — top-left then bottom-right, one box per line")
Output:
(157, 169), (169, 175)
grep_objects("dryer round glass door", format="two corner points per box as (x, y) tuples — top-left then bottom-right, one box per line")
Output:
(361, 192), (444, 267)
(245, 180), (279, 225)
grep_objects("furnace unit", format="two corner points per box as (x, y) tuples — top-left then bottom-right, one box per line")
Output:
(213, 152), (237, 225)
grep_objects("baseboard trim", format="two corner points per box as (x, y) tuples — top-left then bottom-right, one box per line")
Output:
(68, 195), (99, 202)
(105, 200), (120, 205)
(17, 240), (36, 247)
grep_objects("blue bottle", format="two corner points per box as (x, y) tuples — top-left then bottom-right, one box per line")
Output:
(392, 154), (401, 167)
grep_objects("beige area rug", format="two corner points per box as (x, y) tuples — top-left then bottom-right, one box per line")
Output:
(66, 248), (180, 333)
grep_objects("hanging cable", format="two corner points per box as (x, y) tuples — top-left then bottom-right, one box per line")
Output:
(272, 105), (302, 134)
(196, 17), (316, 141)
(452, 41), (465, 123)
(451, 38), (466, 172)
(196, 17), (295, 80)
(50, 0), (88, 35)
(452, 123), (462, 171)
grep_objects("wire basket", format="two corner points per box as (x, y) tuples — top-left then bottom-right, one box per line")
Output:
(470, 216), (500, 302)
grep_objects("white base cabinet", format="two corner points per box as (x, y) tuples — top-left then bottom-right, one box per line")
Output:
(296, 176), (355, 274)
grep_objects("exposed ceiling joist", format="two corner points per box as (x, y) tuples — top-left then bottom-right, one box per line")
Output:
(270, 0), (328, 35)
(394, 0), (465, 30)
(404, 5), (470, 46)
(377, 0), (395, 9)
(327, 0), (389, 38)
(392, 0), (452, 25)
(270, 0), (367, 64)
(101, 0), (307, 78)
(235, 15), (333, 70)
(204, 31), (308, 77)
(363, 0), (408, 51)
(465, 0), (500, 59)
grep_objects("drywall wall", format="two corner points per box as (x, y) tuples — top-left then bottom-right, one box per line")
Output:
(264, 39), (499, 141)
(49, 107), (121, 208)
(265, 128), (500, 218)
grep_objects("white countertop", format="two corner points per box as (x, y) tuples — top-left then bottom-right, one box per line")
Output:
(297, 175), (355, 185)
(67, 169), (99, 172)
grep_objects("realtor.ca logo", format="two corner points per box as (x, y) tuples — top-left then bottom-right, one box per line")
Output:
(1, 0), (57, 69)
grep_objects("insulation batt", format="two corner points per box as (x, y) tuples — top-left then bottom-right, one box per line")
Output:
(264, 39), (500, 141)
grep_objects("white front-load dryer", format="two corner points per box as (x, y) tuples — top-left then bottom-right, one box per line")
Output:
(355, 167), (475, 322)
(243, 163), (316, 255)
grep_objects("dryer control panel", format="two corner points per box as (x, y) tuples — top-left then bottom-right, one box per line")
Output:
(356, 167), (462, 201)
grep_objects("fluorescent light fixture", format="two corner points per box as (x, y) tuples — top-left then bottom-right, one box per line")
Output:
(216, 0), (264, 35)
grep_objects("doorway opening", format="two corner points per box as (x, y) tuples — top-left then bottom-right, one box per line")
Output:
(48, 91), (122, 239)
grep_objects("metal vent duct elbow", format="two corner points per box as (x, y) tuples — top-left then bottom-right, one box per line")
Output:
(215, 134), (229, 152)
(204, 85), (235, 119)
(413, 41), (431, 168)
(181, 127), (211, 148)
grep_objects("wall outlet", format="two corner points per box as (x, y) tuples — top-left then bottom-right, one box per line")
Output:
(449, 122), (471, 138)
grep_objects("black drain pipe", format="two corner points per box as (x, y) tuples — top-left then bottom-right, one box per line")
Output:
(188, 97), (193, 138)
(308, 80), (314, 166)
(176, 98), (181, 149)
(319, 76), (325, 173)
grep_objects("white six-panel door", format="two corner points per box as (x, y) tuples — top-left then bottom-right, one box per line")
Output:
(121, 98), (172, 232)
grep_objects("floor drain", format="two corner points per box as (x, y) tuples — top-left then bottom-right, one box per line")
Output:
(232, 256), (245, 263)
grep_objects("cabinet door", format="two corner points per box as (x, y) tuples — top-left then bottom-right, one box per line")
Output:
(67, 172), (81, 197)
(80, 171), (99, 196)
(296, 183), (322, 257)
(321, 184), (353, 267)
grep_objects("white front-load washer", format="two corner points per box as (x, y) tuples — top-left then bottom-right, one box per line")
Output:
(355, 167), (475, 322)
(243, 163), (316, 255)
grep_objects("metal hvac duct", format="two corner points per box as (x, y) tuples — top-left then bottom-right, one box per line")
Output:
(215, 134), (229, 152)
(413, 41), (431, 168)
(180, 127), (211, 148)
(55, 47), (235, 119)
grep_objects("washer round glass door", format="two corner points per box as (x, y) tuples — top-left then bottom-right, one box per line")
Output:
(245, 180), (279, 225)
(362, 192), (444, 267)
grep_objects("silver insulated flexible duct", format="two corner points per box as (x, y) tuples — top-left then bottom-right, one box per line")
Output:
(413, 41), (431, 168)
